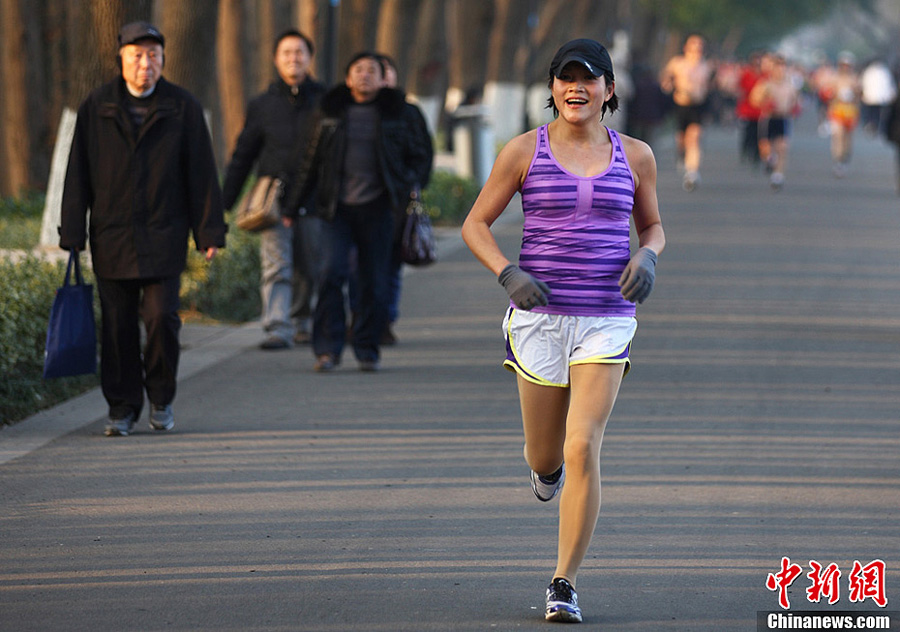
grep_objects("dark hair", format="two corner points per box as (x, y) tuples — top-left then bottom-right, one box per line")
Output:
(545, 67), (618, 119)
(345, 51), (383, 77)
(274, 29), (314, 56)
(376, 53), (397, 76)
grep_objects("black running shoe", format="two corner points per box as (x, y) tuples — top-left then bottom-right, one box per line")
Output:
(545, 577), (582, 623)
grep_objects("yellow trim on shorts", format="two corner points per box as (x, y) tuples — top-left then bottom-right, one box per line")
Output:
(503, 313), (568, 387)
(570, 341), (632, 377)
(569, 340), (631, 366)
(503, 310), (633, 386)
(503, 359), (569, 388)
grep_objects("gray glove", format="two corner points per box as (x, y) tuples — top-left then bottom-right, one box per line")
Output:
(618, 247), (658, 304)
(498, 264), (551, 310)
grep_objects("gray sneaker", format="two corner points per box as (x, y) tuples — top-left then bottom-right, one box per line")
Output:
(260, 335), (290, 350)
(149, 404), (175, 431)
(105, 413), (137, 437)
(530, 464), (565, 502)
(358, 359), (380, 372)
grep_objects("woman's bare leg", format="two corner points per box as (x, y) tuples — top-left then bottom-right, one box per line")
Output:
(552, 363), (624, 585)
(517, 375), (569, 476)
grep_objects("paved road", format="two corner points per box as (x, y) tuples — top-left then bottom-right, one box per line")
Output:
(2, 116), (899, 631)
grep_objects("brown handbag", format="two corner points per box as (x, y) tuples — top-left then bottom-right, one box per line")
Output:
(235, 176), (283, 232)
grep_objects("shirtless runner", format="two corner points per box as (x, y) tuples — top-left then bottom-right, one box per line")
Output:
(749, 54), (800, 190)
(660, 34), (714, 191)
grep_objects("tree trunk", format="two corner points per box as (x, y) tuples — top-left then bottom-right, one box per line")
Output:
(571, 0), (601, 40)
(294, 0), (328, 81)
(630, 0), (671, 68)
(338, 0), (381, 72)
(69, 0), (125, 106)
(446, 0), (493, 110)
(22, 0), (49, 188)
(123, 0), (153, 23)
(90, 0), (125, 75)
(296, 0), (330, 83)
(256, 0), (276, 90)
(158, 0), (220, 162)
(271, 0), (293, 29)
(525, 0), (567, 84)
(43, 1), (69, 161)
(0, 0), (30, 195)
(296, 0), (321, 37)
(217, 0), (246, 157)
(375, 0), (418, 87)
(484, 0), (536, 142)
(253, 0), (296, 90)
(159, 0), (219, 101)
(403, 0), (444, 139)
(408, 0), (444, 95)
(485, 0), (534, 84)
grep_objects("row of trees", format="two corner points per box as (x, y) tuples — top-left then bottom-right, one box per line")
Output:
(0, 0), (885, 197)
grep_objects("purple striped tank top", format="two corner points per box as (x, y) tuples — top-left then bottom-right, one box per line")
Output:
(518, 124), (636, 317)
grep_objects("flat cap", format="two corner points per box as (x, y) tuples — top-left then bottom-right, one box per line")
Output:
(118, 21), (165, 48)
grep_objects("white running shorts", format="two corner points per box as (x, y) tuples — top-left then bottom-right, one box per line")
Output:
(502, 308), (636, 387)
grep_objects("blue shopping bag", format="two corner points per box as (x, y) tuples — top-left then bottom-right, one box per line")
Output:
(42, 251), (97, 379)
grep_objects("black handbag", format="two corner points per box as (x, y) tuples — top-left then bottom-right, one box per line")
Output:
(399, 193), (436, 266)
(43, 251), (97, 379)
(235, 176), (283, 232)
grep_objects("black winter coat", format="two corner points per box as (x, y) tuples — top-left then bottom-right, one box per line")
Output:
(221, 77), (325, 210)
(60, 77), (227, 279)
(283, 85), (434, 221)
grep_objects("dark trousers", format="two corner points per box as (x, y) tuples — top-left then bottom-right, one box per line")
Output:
(96, 276), (181, 418)
(741, 118), (760, 163)
(314, 197), (393, 363)
(290, 214), (325, 330)
(347, 250), (403, 324)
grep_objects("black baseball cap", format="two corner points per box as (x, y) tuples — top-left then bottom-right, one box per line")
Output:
(118, 21), (165, 48)
(549, 39), (614, 80)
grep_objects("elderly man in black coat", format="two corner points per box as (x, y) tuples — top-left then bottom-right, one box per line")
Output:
(60, 21), (227, 437)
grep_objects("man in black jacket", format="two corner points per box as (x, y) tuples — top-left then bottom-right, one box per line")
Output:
(222, 30), (325, 350)
(284, 52), (433, 372)
(60, 22), (226, 436)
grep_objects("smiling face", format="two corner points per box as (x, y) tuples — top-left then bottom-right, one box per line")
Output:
(274, 35), (311, 87)
(551, 61), (614, 123)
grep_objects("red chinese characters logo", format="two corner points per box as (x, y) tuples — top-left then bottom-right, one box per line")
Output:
(767, 558), (888, 610)
(849, 559), (887, 608)
(807, 561), (842, 604)
(766, 557), (804, 609)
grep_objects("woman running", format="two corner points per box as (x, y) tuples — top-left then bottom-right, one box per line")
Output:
(462, 38), (666, 623)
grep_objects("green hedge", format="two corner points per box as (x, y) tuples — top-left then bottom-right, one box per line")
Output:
(0, 254), (100, 425)
(422, 170), (481, 225)
(181, 211), (262, 323)
(0, 193), (44, 248)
